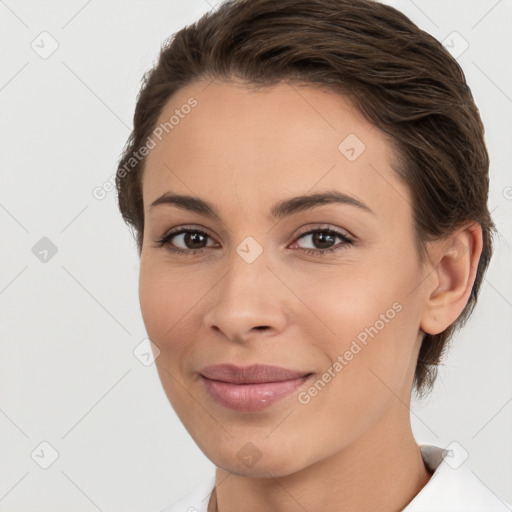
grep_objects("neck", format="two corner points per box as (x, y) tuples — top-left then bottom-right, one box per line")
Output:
(209, 405), (432, 512)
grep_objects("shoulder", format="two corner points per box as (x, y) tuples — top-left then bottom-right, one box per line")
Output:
(404, 444), (512, 511)
(157, 474), (215, 512)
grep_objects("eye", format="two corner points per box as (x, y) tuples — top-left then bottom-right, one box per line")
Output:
(154, 224), (354, 257)
(289, 225), (354, 256)
(154, 225), (219, 256)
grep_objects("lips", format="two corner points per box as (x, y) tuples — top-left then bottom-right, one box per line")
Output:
(199, 363), (311, 384)
(199, 363), (313, 412)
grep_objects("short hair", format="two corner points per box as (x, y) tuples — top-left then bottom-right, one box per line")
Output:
(116, 0), (496, 397)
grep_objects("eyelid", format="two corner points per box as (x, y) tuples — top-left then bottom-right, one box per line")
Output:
(292, 223), (354, 242)
(162, 224), (215, 239)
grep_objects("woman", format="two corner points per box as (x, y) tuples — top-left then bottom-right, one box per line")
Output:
(115, 0), (510, 510)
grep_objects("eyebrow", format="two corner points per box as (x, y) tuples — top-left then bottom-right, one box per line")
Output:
(149, 190), (374, 219)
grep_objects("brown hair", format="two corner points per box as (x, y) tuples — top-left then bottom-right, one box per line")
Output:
(116, 0), (495, 396)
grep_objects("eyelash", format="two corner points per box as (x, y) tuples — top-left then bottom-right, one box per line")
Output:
(154, 224), (354, 257)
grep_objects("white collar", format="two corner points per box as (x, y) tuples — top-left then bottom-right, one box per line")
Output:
(404, 443), (511, 511)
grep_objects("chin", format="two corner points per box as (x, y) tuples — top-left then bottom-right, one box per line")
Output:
(217, 458), (300, 479)
(204, 440), (309, 478)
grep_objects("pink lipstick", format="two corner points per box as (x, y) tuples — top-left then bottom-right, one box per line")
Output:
(199, 363), (313, 412)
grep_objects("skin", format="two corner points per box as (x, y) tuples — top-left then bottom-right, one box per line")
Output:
(138, 78), (482, 512)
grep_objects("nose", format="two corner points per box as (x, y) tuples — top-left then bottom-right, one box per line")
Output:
(202, 247), (288, 343)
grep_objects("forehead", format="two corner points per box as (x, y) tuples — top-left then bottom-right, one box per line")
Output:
(142, 78), (411, 222)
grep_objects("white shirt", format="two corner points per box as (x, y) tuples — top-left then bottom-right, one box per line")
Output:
(160, 444), (511, 511)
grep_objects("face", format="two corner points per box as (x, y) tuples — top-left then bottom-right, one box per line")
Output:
(139, 78), (430, 477)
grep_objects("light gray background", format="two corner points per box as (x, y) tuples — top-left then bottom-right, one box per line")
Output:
(1, 0), (511, 510)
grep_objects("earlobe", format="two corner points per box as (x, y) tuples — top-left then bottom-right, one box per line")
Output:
(420, 223), (483, 335)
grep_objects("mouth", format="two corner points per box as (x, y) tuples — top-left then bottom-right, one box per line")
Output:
(199, 363), (314, 412)
(199, 363), (312, 384)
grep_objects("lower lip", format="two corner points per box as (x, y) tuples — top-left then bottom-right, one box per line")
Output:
(201, 374), (313, 412)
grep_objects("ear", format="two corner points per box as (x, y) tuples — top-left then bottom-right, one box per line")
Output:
(420, 223), (483, 336)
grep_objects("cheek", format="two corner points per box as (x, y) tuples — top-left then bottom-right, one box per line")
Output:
(138, 259), (192, 353)
(139, 267), (166, 341)
(290, 270), (418, 448)
(292, 254), (420, 385)
(138, 261), (200, 408)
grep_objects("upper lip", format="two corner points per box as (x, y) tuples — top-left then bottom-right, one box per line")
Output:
(199, 364), (311, 384)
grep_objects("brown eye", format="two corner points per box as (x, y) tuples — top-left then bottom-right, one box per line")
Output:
(176, 231), (208, 249)
(291, 227), (354, 256)
(155, 227), (219, 256)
